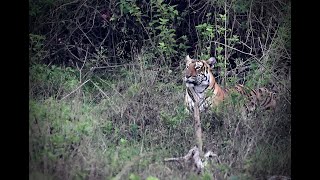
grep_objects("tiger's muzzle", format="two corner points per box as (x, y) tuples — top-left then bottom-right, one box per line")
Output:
(184, 76), (197, 87)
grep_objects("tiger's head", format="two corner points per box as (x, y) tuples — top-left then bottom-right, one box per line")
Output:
(184, 55), (217, 88)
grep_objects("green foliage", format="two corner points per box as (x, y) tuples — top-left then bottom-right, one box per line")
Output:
(216, 163), (231, 175)
(226, 76), (238, 87)
(195, 11), (240, 80)
(30, 64), (79, 99)
(130, 123), (139, 139)
(29, 0), (54, 17)
(195, 22), (215, 60)
(229, 91), (245, 107)
(244, 142), (291, 178)
(146, 176), (159, 180)
(232, 0), (251, 13)
(120, 0), (142, 20)
(160, 104), (188, 128)
(244, 61), (272, 89)
(100, 120), (114, 135)
(29, 172), (54, 180)
(229, 174), (254, 180)
(201, 173), (212, 180)
(188, 172), (212, 180)
(127, 83), (141, 97)
(148, 0), (181, 59)
(29, 0), (291, 179)
(115, 0), (186, 62)
(30, 99), (89, 168)
(129, 173), (141, 180)
(120, 138), (128, 145)
(29, 34), (47, 64)
(92, 46), (109, 66)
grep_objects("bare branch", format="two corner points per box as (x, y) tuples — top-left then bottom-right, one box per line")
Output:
(188, 87), (202, 155)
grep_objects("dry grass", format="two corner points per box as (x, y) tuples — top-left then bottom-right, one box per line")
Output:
(29, 49), (290, 180)
(29, 0), (291, 179)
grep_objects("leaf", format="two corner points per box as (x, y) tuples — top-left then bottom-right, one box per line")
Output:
(158, 42), (165, 46)
(129, 173), (141, 180)
(110, 14), (116, 21)
(216, 46), (223, 53)
(159, 18), (169, 25)
(206, 27), (213, 33)
(146, 176), (159, 180)
(120, 138), (127, 145)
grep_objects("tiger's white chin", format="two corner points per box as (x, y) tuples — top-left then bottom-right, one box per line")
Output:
(184, 77), (195, 87)
(186, 83), (194, 87)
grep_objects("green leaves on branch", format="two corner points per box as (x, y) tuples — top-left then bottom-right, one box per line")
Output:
(120, 0), (141, 20)
(29, 34), (47, 64)
(196, 23), (215, 39)
(149, 1), (180, 59)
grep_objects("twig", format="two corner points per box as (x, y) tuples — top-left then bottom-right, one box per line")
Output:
(165, 146), (203, 173)
(53, 0), (80, 13)
(90, 80), (122, 114)
(76, 21), (95, 47)
(66, 45), (84, 62)
(164, 146), (219, 174)
(213, 41), (256, 57)
(224, 1), (228, 87)
(79, 46), (89, 81)
(89, 63), (137, 70)
(96, 76), (126, 99)
(99, 29), (111, 48)
(60, 79), (90, 101)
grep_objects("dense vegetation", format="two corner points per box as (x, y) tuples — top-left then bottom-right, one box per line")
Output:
(29, 0), (291, 179)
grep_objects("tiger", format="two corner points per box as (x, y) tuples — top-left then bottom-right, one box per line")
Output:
(183, 55), (277, 116)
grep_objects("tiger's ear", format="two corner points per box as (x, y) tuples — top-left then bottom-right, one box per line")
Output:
(185, 55), (192, 63)
(206, 57), (217, 69)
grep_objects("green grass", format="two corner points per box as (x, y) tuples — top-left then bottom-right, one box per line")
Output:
(29, 55), (290, 179)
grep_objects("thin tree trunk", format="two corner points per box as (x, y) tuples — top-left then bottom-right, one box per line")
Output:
(188, 87), (203, 155)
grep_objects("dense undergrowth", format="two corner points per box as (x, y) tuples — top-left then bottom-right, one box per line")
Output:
(29, 57), (290, 179)
(29, 0), (291, 179)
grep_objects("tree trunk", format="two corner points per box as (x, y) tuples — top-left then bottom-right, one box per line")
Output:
(188, 87), (203, 155)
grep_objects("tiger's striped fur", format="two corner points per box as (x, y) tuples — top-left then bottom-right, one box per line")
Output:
(184, 55), (276, 115)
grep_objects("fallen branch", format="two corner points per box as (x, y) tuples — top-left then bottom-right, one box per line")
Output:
(164, 87), (219, 174)
(164, 146), (218, 174)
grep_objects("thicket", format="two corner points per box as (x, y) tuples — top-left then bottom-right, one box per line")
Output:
(29, 0), (291, 179)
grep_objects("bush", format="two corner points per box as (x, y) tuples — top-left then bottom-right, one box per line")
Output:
(29, 0), (291, 179)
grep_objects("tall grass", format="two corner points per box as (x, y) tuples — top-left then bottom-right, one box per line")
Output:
(29, 46), (290, 180)
(29, 0), (291, 179)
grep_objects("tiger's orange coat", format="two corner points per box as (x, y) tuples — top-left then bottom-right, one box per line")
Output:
(184, 55), (276, 114)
